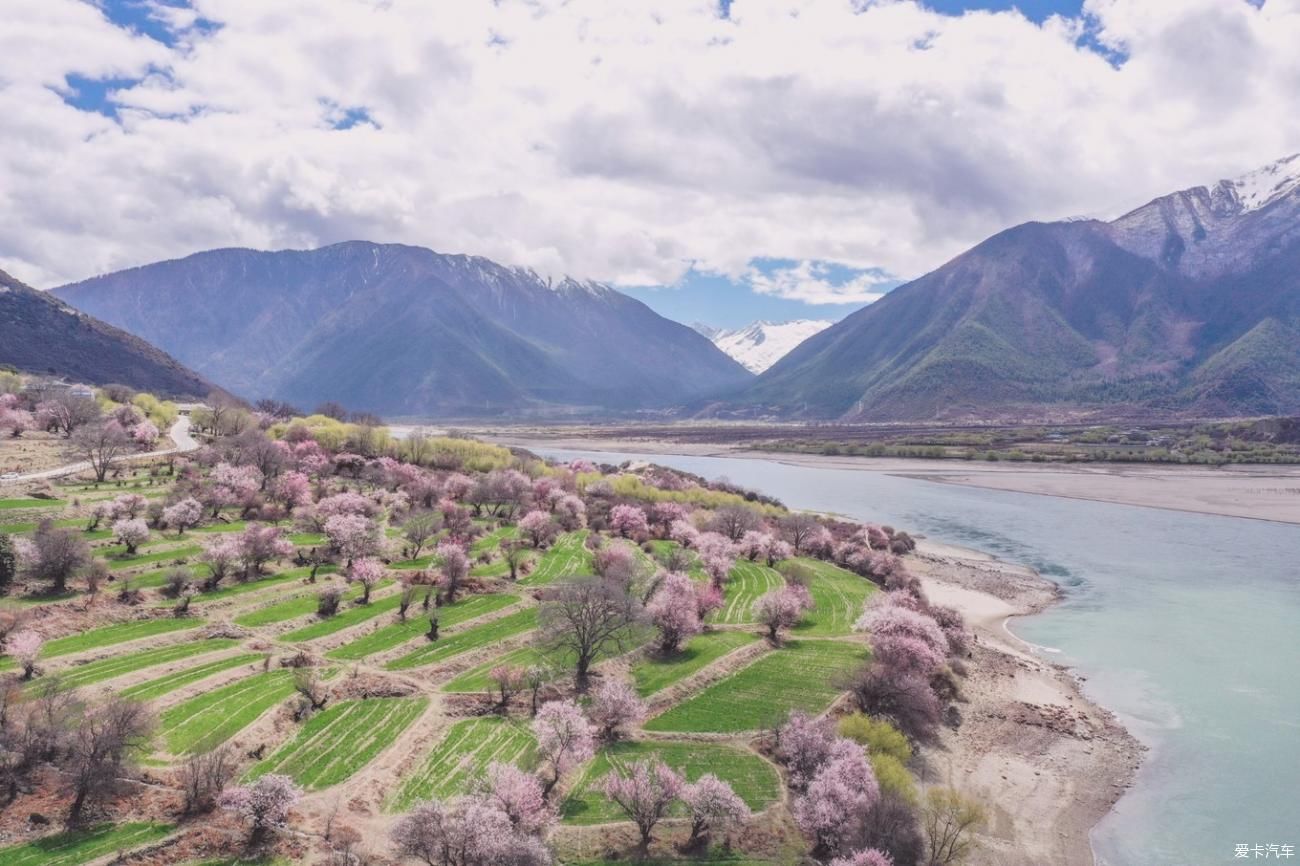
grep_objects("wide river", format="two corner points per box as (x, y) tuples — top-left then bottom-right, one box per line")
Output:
(535, 447), (1300, 866)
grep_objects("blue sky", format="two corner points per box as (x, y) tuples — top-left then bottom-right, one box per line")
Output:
(8, 1), (1294, 331)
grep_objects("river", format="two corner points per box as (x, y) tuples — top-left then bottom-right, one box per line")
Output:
(534, 447), (1300, 866)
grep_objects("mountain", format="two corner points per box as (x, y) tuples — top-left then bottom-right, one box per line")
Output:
(54, 242), (751, 418)
(707, 155), (1300, 421)
(698, 320), (833, 374)
(0, 268), (213, 398)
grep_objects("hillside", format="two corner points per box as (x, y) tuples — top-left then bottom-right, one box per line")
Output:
(55, 242), (751, 418)
(0, 268), (213, 398)
(697, 319), (833, 374)
(708, 155), (1300, 421)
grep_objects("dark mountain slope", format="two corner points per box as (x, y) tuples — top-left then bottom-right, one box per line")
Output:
(713, 155), (1300, 421)
(0, 268), (213, 398)
(55, 242), (751, 417)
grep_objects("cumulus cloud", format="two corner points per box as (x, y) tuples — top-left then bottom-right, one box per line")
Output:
(746, 260), (894, 305)
(1, 0), (1299, 289)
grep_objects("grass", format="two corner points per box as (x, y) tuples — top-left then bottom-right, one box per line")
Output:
(0, 498), (64, 510)
(631, 630), (760, 696)
(180, 567), (316, 606)
(791, 558), (876, 637)
(389, 717), (537, 810)
(643, 639), (867, 733)
(41, 639), (238, 690)
(326, 593), (519, 661)
(159, 669), (298, 754)
(519, 530), (592, 586)
(233, 578), (381, 627)
(386, 607), (538, 671)
(471, 524), (518, 554)
(105, 545), (202, 570)
(0, 822), (173, 866)
(712, 561), (785, 625)
(645, 539), (706, 580)
(441, 625), (650, 693)
(122, 653), (266, 702)
(281, 589), (411, 643)
(561, 740), (781, 824)
(39, 617), (203, 659)
(247, 697), (427, 790)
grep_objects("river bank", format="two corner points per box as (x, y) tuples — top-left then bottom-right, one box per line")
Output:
(484, 433), (1300, 525)
(912, 540), (1143, 866)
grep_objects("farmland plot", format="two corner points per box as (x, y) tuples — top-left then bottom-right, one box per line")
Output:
(42, 639), (238, 690)
(791, 558), (876, 637)
(631, 630), (760, 696)
(443, 624), (651, 693)
(247, 697), (427, 790)
(643, 639), (866, 733)
(326, 592), (518, 661)
(712, 561), (784, 625)
(0, 822), (173, 866)
(179, 567), (314, 607)
(562, 740), (781, 824)
(282, 589), (410, 643)
(471, 525), (518, 554)
(390, 717), (537, 810)
(233, 578), (381, 627)
(386, 607), (538, 671)
(39, 617), (203, 659)
(121, 653), (265, 702)
(519, 530), (592, 586)
(106, 545), (202, 570)
(160, 669), (298, 754)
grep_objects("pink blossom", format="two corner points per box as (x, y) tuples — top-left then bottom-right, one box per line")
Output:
(200, 534), (241, 584)
(603, 760), (684, 850)
(587, 678), (647, 740)
(347, 557), (386, 603)
(531, 700), (596, 796)
(695, 532), (737, 588)
(108, 493), (148, 520)
(854, 600), (947, 656)
(131, 420), (160, 448)
(681, 774), (751, 846)
(442, 473), (475, 501)
(776, 711), (840, 790)
(738, 530), (772, 562)
(436, 541), (470, 602)
(317, 491), (376, 519)
(390, 796), (552, 866)
(271, 471), (312, 508)
(649, 502), (689, 536)
(5, 629), (43, 678)
(112, 518), (150, 555)
(794, 741), (880, 854)
(669, 519), (700, 548)
(646, 571), (703, 652)
(325, 513), (382, 562)
(831, 850), (895, 866)
(291, 440), (329, 475)
(752, 585), (814, 642)
(482, 762), (553, 835)
(609, 504), (649, 538)
(162, 497), (203, 534)
(567, 459), (597, 473)
(236, 523), (295, 574)
(0, 407), (34, 437)
(220, 774), (301, 839)
(554, 495), (586, 531)
(518, 510), (555, 547)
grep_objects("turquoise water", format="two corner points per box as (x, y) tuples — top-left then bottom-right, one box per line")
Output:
(538, 448), (1300, 866)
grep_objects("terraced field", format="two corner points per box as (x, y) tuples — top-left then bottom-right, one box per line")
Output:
(442, 625), (651, 693)
(233, 577), (378, 627)
(386, 607), (538, 671)
(390, 717), (537, 810)
(179, 568), (311, 606)
(0, 823), (173, 866)
(791, 558), (876, 637)
(712, 560), (785, 625)
(471, 524), (518, 554)
(643, 639), (867, 733)
(519, 530), (592, 586)
(326, 593), (519, 661)
(561, 740), (781, 824)
(39, 617), (203, 659)
(631, 630), (760, 696)
(41, 639), (238, 690)
(282, 590), (410, 642)
(121, 653), (266, 702)
(106, 545), (202, 570)
(247, 697), (427, 790)
(159, 669), (299, 754)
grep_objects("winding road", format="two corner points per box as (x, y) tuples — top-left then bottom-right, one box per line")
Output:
(0, 416), (199, 486)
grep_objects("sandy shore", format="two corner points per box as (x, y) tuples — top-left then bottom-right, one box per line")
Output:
(911, 540), (1143, 866)
(487, 433), (1300, 525)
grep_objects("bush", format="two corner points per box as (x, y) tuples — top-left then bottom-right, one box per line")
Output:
(837, 713), (912, 765)
(317, 588), (343, 618)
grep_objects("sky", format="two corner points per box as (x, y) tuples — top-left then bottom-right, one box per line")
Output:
(2, 1), (1298, 330)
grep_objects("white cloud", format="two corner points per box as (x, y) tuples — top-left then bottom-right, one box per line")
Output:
(0, 0), (1298, 289)
(746, 260), (892, 305)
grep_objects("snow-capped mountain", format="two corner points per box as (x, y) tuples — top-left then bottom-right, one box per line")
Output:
(697, 319), (833, 373)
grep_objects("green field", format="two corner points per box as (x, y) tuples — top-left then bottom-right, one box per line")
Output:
(442, 624), (651, 693)
(179, 568), (311, 606)
(160, 669), (298, 754)
(325, 593), (518, 661)
(631, 630), (760, 696)
(471, 524), (518, 554)
(0, 823), (173, 866)
(561, 740), (781, 824)
(643, 640), (867, 733)
(38, 617), (203, 659)
(389, 717), (537, 810)
(712, 561), (785, 625)
(281, 590), (410, 642)
(121, 653), (265, 702)
(0, 498), (64, 511)
(791, 559), (876, 637)
(106, 545), (202, 570)
(386, 607), (538, 670)
(247, 697), (427, 790)
(645, 540), (706, 580)
(233, 578), (380, 627)
(519, 530), (592, 586)
(42, 639), (237, 690)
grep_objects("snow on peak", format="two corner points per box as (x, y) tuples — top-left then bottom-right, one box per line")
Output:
(707, 319), (832, 373)
(1218, 153), (1300, 213)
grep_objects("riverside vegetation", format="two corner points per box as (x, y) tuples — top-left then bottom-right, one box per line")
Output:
(0, 378), (986, 866)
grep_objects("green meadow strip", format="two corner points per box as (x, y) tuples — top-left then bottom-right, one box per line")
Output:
(122, 653), (265, 702)
(326, 593), (518, 661)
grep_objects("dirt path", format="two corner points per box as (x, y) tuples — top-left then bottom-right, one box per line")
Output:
(0, 416), (199, 487)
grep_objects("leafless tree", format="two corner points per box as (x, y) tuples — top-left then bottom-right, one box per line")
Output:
(179, 744), (238, 814)
(41, 393), (101, 437)
(69, 420), (133, 482)
(64, 697), (155, 825)
(538, 577), (644, 690)
(779, 513), (821, 554)
(710, 505), (763, 541)
(24, 519), (91, 593)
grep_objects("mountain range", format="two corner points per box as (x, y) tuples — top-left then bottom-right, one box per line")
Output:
(694, 320), (833, 374)
(0, 268), (213, 398)
(705, 154), (1300, 421)
(55, 242), (751, 418)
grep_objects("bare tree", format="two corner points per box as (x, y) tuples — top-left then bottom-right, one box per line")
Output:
(40, 393), (101, 437)
(779, 513), (821, 554)
(710, 505), (763, 541)
(293, 668), (330, 718)
(922, 788), (986, 866)
(64, 697), (155, 825)
(402, 512), (440, 560)
(69, 421), (133, 482)
(179, 744), (238, 814)
(538, 577), (644, 690)
(24, 520), (91, 593)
